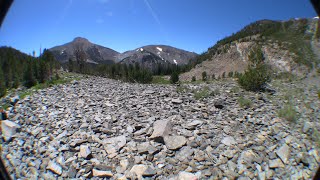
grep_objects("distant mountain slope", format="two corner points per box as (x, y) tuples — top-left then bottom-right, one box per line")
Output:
(49, 38), (198, 70)
(181, 18), (320, 81)
(116, 45), (197, 70)
(49, 37), (120, 64)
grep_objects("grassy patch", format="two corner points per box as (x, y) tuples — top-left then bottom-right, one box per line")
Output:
(278, 104), (298, 122)
(152, 76), (170, 84)
(0, 103), (10, 111)
(176, 86), (190, 93)
(17, 73), (82, 100)
(193, 86), (216, 100)
(238, 97), (252, 108)
(274, 72), (297, 82)
(318, 90), (320, 99)
(19, 91), (33, 99)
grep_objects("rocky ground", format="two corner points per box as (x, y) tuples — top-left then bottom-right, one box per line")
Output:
(1, 76), (320, 179)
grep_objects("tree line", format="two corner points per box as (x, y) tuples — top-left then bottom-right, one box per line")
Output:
(0, 47), (60, 97)
(66, 45), (188, 84)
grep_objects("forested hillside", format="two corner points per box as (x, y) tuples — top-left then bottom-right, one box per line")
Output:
(0, 47), (60, 97)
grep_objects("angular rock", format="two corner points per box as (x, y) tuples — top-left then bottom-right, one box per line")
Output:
(150, 120), (171, 143)
(130, 164), (156, 177)
(164, 136), (187, 150)
(79, 145), (92, 159)
(47, 161), (62, 175)
(309, 149), (320, 163)
(269, 159), (285, 168)
(176, 146), (194, 162)
(221, 136), (237, 146)
(1, 120), (20, 141)
(10, 96), (19, 105)
(302, 121), (313, 134)
(92, 169), (113, 177)
(276, 143), (290, 164)
(137, 142), (158, 155)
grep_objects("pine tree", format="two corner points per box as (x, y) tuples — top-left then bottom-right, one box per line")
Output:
(23, 62), (37, 88)
(39, 60), (49, 83)
(68, 58), (74, 72)
(170, 71), (179, 84)
(202, 71), (207, 81)
(0, 67), (6, 97)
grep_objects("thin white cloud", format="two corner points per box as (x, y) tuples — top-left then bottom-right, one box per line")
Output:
(143, 0), (170, 43)
(143, 0), (161, 26)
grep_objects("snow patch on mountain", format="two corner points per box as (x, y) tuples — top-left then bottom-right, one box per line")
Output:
(174, 59), (178, 65)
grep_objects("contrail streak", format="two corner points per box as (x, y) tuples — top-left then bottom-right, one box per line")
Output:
(143, 0), (162, 26)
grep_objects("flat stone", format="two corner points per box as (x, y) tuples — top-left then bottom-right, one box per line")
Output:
(47, 161), (62, 175)
(172, 99), (183, 104)
(104, 135), (126, 150)
(92, 169), (113, 177)
(276, 143), (290, 164)
(185, 120), (203, 130)
(178, 171), (198, 180)
(79, 145), (91, 159)
(150, 120), (171, 143)
(1, 120), (20, 141)
(144, 90), (155, 94)
(269, 159), (285, 168)
(221, 136), (237, 146)
(164, 136), (187, 150)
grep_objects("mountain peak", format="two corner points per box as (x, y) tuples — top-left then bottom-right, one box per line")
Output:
(73, 37), (90, 43)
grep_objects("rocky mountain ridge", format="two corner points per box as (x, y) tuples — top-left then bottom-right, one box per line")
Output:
(49, 38), (197, 67)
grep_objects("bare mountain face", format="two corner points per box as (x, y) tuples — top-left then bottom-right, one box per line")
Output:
(49, 38), (197, 69)
(117, 45), (198, 67)
(181, 18), (320, 81)
(49, 37), (120, 65)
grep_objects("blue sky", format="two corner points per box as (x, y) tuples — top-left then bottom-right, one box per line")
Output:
(0, 0), (317, 55)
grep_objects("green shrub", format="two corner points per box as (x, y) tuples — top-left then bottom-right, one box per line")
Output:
(152, 76), (170, 84)
(318, 90), (320, 99)
(238, 65), (271, 91)
(278, 104), (298, 122)
(194, 86), (215, 100)
(228, 71), (234, 78)
(202, 71), (207, 81)
(238, 47), (271, 91)
(176, 86), (189, 93)
(222, 72), (226, 78)
(211, 74), (215, 80)
(238, 97), (252, 108)
(191, 76), (196, 82)
(170, 71), (179, 84)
